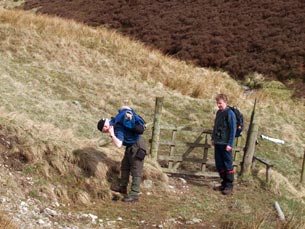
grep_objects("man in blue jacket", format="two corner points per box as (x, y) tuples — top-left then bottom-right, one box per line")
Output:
(97, 106), (146, 202)
(212, 94), (236, 195)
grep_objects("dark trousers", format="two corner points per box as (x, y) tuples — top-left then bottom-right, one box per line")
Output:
(121, 147), (144, 178)
(120, 136), (146, 196)
(214, 144), (234, 188)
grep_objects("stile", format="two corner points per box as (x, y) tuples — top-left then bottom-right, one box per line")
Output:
(201, 135), (209, 172)
(172, 131), (205, 170)
(168, 129), (177, 169)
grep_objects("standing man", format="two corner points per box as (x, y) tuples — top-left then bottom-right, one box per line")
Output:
(97, 106), (146, 202)
(212, 94), (236, 195)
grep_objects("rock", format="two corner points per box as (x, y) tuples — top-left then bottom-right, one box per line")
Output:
(192, 218), (202, 223)
(143, 179), (153, 189)
(72, 101), (82, 111)
(0, 197), (6, 203)
(168, 218), (176, 223)
(88, 213), (98, 223)
(38, 219), (45, 225)
(178, 178), (187, 184)
(44, 207), (58, 216)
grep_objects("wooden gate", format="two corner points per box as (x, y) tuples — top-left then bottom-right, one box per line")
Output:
(155, 126), (218, 177)
(149, 97), (243, 178)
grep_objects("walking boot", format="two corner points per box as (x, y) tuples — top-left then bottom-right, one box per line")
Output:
(122, 176), (141, 203)
(214, 170), (226, 191)
(214, 185), (225, 191)
(222, 170), (234, 195)
(111, 185), (127, 194)
(122, 195), (139, 202)
(222, 187), (233, 195)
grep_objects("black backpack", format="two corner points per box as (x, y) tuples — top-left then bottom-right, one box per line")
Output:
(228, 106), (244, 137)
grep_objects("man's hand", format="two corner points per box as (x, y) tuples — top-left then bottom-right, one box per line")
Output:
(108, 126), (115, 137)
(108, 126), (122, 148)
(226, 145), (232, 152)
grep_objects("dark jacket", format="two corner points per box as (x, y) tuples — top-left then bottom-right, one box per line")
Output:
(212, 107), (236, 147)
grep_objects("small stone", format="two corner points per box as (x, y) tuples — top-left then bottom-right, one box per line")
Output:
(178, 178), (187, 184)
(44, 207), (58, 216)
(192, 218), (202, 223)
(38, 219), (45, 225)
(143, 179), (153, 189)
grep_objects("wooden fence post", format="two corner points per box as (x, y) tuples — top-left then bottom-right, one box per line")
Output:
(241, 123), (259, 176)
(301, 149), (305, 183)
(150, 97), (164, 160)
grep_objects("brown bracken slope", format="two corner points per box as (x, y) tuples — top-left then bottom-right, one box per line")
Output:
(23, 0), (305, 97)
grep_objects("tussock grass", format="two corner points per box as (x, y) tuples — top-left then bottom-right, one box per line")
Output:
(0, 213), (15, 229)
(0, 7), (304, 226)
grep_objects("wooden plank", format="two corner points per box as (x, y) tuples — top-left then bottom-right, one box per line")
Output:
(158, 155), (207, 164)
(234, 146), (244, 151)
(158, 155), (216, 168)
(161, 168), (219, 177)
(253, 155), (273, 166)
(201, 135), (209, 172)
(182, 132), (205, 156)
(168, 129), (177, 169)
(159, 140), (211, 148)
(160, 126), (213, 134)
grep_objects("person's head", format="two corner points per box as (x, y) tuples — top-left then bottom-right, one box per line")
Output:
(215, 94), (228, 111)
(97, 118), (110, 132)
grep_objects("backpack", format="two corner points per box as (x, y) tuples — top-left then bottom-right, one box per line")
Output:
(110, 107), (146, 131)
(228, 106), (244, 137)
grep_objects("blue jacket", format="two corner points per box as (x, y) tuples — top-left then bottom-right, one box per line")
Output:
(212, 107), (237, 147)
(109, 108), (144, 146)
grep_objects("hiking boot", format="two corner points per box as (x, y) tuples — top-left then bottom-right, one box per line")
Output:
(213, 185), (225, 191)
(122, 196), (139, 202)
(111, 186), (127, 194)
(222, 187), (233, 195)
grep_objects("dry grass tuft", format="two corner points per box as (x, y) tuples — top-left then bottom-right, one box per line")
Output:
(267, 170), (305, 201)
(0, 212), (16, 229)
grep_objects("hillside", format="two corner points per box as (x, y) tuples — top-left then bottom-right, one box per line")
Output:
(22, 0), (305, 97)
(0, 7), (304, 228)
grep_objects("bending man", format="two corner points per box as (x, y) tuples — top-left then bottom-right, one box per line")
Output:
(97, 107), (146, 202)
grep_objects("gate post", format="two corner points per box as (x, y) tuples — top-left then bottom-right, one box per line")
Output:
(240, 99), (258, 177)
(150, 97), (164, 161)
(301, 149), (305, 183)
(241, 123), (258, 176)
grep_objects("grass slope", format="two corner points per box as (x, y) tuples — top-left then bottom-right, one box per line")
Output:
(0, 8), (304, 228)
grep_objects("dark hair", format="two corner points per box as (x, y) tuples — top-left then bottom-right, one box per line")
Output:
(97, 118), (106, 131)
